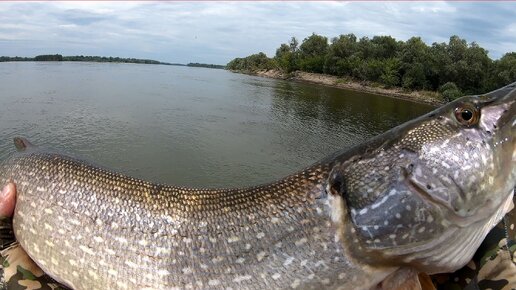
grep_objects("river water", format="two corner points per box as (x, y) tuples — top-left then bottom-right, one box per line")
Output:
(0, 62), (433, 187)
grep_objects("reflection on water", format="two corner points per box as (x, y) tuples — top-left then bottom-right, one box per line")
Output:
(0, 62), (433, 187)
(268, 81), (431, 162)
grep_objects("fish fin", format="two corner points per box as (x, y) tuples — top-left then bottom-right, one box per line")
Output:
(13, 138), (34, 152)
(379, 267), (428, 290)
(417, 273), (436, 290)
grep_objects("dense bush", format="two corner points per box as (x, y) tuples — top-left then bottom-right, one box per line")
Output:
(227, 33), (515, 96)
(439, 82), (462, 101)
(226, 52), (275, 72)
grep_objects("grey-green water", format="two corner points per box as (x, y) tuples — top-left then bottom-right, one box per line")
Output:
(0, 62), (433, 187)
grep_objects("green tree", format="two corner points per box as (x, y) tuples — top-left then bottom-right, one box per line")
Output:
(447, 35), (468, 62)
(427, 42), (451, 90)
(226, 52), (274, 72)
(275, 42), (299, 73)
(402, 62), (427, 89)
(370, 35), (400, 59)
(440, 36), (493, 93)
(275, 44), (291, 71)
(461, 42), (492, 93)
(348, 54), (365, 79)
(324, 34), (357, 76)
(399, 37), (430, 89)
(289, 37), (299, 52)
(34, 54), (63, 61)
(442, 36), (469, 89)
(491, 52), (516, 88)
(380, 58), (401, 88)
(226, 32), (514, 100)
(298, 33), (329, 73)
(362, 59), (384, 82)
(439, 82), (462, 101)
(226, 58), (244, 70)
(355, 37), (374, 60)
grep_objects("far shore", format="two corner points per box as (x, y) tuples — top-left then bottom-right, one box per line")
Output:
(231, 69), (444, 107)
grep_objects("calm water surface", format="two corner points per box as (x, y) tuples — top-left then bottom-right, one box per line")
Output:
(0, 62), (433, 187)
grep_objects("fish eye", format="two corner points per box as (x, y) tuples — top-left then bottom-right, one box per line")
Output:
(454, 104), (480, 126)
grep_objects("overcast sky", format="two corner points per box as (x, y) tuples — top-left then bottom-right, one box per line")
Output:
(0, 2), (514, 65)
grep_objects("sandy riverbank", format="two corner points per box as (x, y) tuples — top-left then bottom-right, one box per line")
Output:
(237, 69), (444, 106)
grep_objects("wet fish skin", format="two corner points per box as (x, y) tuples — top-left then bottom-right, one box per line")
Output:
(0, 83), (514, 290)
(328, 84), (515, 275)
(2, 146), (391, 290)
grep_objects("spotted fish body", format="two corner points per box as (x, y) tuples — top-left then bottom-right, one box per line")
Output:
(4, 153), (377, 289)
(0, 83), (515, 290)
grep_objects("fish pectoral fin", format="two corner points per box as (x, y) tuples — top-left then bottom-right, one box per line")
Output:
(417, 273), (436, 290)
(378, 267), (434, 290)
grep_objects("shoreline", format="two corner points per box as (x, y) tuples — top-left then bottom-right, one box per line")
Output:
(233, 69), (444, 107)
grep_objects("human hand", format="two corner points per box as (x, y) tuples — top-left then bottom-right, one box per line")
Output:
(0, 183), (67, 290)
(0, 183), (16, 250)
(0, 183), (16, 218)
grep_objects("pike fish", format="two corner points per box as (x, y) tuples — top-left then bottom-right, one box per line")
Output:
(0, 83), (515, 290)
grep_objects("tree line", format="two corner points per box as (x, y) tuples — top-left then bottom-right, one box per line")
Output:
(0, 55), (226, 69)
(187, 63), (225, 69)
(226, 34), (516, 101)
(0, 54), (171, 65)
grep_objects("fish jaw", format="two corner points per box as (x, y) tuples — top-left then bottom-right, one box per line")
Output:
(384, 189), (514, 274)
(326, 83), (516, 275)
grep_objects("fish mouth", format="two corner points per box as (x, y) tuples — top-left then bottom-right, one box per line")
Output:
(404, 171), (504, 227)
(401, 167), (455, 213)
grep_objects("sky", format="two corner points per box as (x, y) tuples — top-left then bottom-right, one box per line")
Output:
(0, 2), (515, 65)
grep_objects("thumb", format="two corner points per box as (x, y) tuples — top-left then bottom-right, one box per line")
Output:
(0, 183), (16, 217)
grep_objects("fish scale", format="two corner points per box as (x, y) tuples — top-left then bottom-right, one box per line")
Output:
(5, 152), (384, 289)
(0, 82), (515, 290)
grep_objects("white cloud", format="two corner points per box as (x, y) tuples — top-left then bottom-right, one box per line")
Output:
(0, 1), (514, 64)
(410, 2), (457, 13)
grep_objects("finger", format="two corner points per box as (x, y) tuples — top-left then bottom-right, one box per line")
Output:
(0, 183), (16, 218)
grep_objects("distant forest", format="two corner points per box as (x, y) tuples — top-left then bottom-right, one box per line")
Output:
(0, 55), (227, 69)
(0, 54), (172, 65)
(187, 62), (225, 69)
(226, 34), (516, 101)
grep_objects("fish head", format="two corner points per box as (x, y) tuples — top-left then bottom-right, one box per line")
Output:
(403, 90), (515, 224)
(328, 84), (515, 273)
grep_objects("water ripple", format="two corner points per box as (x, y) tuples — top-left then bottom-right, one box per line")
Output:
(0, 62), (432, 187)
